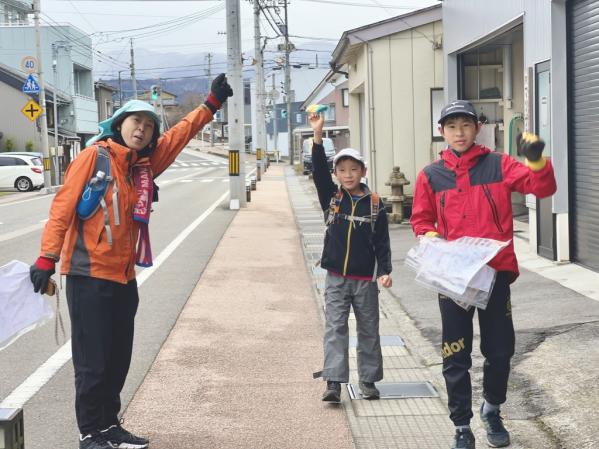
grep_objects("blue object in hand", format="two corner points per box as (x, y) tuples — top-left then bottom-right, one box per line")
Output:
(306, 104), (329, 114)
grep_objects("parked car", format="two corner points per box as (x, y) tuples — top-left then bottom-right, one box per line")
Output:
(0, 153), (44, 192)
(302, 137), (335, 175)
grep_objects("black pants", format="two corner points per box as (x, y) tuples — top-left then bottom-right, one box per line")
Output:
(438, 272), (515, 426)
(66, 275), (139, 435)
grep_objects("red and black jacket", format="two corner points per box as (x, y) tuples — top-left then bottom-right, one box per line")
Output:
(411, 145), (557, 278)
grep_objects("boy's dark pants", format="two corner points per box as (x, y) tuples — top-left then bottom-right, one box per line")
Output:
(438, 272), (514, 426)
(66, 275), (139, 435)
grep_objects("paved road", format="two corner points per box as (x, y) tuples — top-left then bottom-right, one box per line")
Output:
(0, 149), (241, 448)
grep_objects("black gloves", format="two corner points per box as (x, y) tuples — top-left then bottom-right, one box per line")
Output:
(517, 132), (545, 162)
(30, 257), (56, 294)
(204, 73), (234, 114)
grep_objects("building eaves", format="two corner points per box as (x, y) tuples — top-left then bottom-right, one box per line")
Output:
(0, 62), (69, 102)
(331, 3), (441, 66)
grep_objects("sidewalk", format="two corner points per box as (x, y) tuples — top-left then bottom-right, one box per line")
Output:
(122, 164), (353, 449)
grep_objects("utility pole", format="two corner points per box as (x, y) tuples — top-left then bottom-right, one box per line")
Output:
(33, 0), (52, 189)
(51, 43), (59, 186)
(130, 38), (137, 99)
(206, 52), (215, 146)
(272, 72), (278, 160)
(226, 0), (246, 208)
(118, 70), (123, 106)
(283, 0), (293, 165)
(253, 0), (267, 178)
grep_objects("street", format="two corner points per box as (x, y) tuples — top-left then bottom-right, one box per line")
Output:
(0, 149), (238, 449)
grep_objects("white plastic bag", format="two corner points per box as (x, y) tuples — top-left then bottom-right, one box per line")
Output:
(0, 260), (54, 351)
(406, 237), (509, 310)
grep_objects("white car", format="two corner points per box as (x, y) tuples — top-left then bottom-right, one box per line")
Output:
(0, 153), (44, 192)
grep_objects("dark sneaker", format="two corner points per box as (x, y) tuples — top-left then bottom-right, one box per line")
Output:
(100, 424), (149, 449)
(358, 381), (380, 400)
(322, 381), (341, 403)
(451, 429), (475, 449)
(479, 403), (510, 447)
(79, 433), (117, 449)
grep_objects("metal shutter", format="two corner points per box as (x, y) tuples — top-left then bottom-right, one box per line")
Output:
(569, 0), (599, 271)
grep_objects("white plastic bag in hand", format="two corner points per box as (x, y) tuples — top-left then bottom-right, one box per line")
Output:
(0, 260), (54, 351)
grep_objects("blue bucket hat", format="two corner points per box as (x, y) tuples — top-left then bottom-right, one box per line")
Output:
(86, 100), (161, 147)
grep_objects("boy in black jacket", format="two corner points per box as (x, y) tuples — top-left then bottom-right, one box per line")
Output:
(308, 111), (392, 403)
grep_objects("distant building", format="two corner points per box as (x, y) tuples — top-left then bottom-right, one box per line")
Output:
(94, 81), (115, 122)
(0, 8), (98, 154)
(139, 88), (178, 108)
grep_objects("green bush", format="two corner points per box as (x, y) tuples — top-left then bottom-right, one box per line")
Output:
(25, 140), (35, 152)
(5, 138), (14, 151)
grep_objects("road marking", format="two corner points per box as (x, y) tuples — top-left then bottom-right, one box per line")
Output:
(0, 190), (230, 410)
(200, 179), (214, 183)
(179, 180), (193, 183)
(39, 218), (48, 223)
(0, 194), (54, 208)
(178, 162), (189, 167)
(0, 222), (46, 243)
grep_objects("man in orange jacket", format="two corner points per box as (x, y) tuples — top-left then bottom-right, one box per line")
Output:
(30, 74), (232, 449)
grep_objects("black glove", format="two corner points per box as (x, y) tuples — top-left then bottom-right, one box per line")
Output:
(204, 73), (234, 113)
(517, 132), (545, 162)
(30, 257), (56, 294)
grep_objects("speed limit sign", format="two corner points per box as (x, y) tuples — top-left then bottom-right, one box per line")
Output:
(20, 56), (38, 74)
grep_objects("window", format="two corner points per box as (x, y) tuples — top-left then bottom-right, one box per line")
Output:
(0, 157), (21, 166)
(342, 88), (349, 107)
(430, 88), (444, 141)
(324, 104), (336, 121)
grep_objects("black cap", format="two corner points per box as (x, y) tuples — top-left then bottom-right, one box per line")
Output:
(438, 100), (478, 124)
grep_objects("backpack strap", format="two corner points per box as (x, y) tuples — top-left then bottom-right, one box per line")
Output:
(325, 189), (343, 226)
(370, 191), (380, 233)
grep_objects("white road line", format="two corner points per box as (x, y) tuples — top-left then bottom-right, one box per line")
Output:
(0, 190), (230, 410)
(200, 179), (214, 183)
(0, 222), (46, 243)
(0, 194), (54, 208)
(178, 162), (189, 167)
(179, 180), (193, 183)
(39, 218), (48, 223)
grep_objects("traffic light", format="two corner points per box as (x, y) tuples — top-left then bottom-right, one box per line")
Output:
(281, 109), (287, 119)
(151, 85), (161, 101)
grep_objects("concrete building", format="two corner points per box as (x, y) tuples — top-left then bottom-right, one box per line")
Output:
(297, 70), (350, 152)
(94, 81), (115, 122)
(0, 0), (29, 25)
(442, 0), (596, 270)
(0, 12), (98, 154)
(329, 5), (444, 198)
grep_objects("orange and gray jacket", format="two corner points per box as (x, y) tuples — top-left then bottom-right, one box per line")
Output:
(312, 142), (392, 279)
(40, 104), (214, 284)
(411, 145), (557, 278)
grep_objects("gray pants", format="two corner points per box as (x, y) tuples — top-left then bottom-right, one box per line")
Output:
(321, 273), (383, 383)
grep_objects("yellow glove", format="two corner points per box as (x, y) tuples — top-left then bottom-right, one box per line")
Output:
(424, 231), (439, 238)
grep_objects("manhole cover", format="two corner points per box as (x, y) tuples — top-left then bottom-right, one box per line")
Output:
(347, 382), (438, 400)
(349, 335), (404, 347)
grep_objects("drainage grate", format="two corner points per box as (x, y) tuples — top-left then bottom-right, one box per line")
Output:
(347, 382), (439, 400)
(349, 335), (404, 348)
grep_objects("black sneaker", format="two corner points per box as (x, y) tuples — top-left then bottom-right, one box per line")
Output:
(100, 424), (149, 449)
(479, 403), (510, 447)
(322, 381), (341, 403)
(451, 429), (475, 449)
(79, 433), (117, 449)
(358, 381), (380, 400)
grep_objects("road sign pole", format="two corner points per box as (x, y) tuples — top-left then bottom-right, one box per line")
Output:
(33, 0), (52, 189)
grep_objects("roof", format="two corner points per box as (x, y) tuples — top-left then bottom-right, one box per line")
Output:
(300, 70), (348, 110)
(0, 62), (70, 103)
(331, 4), (442, 66)
(94, 81), (116, 92)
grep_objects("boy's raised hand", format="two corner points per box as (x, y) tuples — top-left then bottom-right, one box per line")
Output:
(308, 112), (325, 135)
(378, 274), (392, 288)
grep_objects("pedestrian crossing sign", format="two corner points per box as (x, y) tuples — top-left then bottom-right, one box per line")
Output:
(22, 74), (40, 94)
(21, 99), (42, 121)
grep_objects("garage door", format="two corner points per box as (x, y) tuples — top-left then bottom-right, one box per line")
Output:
(569, 0), (599, 271)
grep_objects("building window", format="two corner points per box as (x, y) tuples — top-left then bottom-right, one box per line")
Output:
(325, 103), (336, 121)
(431, 88), (444, 142)
(342, 88), (349, 107)
(105, 100), (112, 120)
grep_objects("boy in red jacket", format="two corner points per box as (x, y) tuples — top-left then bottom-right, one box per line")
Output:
(410, 100), (556, 449)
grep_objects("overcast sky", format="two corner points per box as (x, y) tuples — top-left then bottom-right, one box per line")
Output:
(42, 0), (440, 73)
